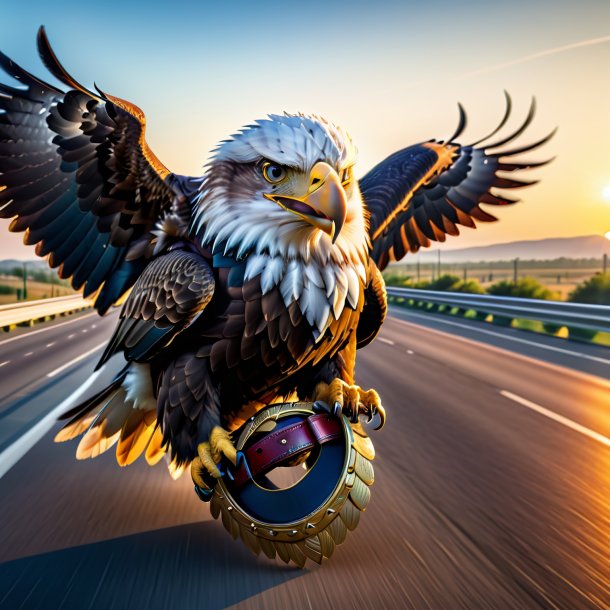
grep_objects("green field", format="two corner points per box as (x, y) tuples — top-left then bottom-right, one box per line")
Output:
(0, 275), (76, 305)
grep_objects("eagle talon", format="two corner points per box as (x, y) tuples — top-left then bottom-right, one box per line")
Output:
(314, 379), (386, 430)
(192, 426), (238, 486)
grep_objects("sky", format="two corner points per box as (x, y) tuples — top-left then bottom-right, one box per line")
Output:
(0, 0), (609, 260)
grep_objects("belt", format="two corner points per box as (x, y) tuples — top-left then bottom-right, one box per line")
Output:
(231, 413), (342, 487)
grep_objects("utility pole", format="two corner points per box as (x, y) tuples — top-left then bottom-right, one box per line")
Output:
(604, 253), (608, 275)
(416, 255), (421, 283)
(22, 262), (27, 301)
(463, 265), (467, 281)
(437, 250), (441, 279)
(513, 257), (519, 284)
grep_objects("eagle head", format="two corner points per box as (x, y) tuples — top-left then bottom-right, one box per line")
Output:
(193, 114), (369, 265)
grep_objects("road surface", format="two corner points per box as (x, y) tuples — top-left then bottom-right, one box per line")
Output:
(1, 305), (610, 609)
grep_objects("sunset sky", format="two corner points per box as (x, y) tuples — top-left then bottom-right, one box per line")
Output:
(0, 0), (609, 260)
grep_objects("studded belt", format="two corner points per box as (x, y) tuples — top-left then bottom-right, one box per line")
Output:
(231, 413), (342, 487)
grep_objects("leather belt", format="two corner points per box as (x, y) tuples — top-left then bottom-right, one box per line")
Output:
(231, 414), (342, 487)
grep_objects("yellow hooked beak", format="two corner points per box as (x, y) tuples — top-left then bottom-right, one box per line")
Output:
(264, 161), (348, 243)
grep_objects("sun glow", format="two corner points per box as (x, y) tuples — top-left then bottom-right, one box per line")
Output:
(603, 186), (610, 202)
(605, 231), (610, 240)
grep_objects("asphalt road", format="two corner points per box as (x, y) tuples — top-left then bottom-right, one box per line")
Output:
(1, 306), (610, 608)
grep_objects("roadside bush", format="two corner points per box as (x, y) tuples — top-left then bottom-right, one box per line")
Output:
(451, 279), (485, 294)
(564, 272), (610, 341)
(487, 277), (560, 300)
(568, 272), (610, 305)
(0, 285), (15, 295)
(427, 274), (461, 291)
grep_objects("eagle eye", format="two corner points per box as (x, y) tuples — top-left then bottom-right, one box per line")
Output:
(262, 161), (287, 184)
(340, 166), (352, 185)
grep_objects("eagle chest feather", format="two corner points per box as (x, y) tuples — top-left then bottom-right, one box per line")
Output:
(198, 255), (366, 397)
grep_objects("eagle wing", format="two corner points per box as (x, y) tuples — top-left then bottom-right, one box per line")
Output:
(0, 27), (198, 313)
(97, 249), (215, 367)
(359, 94), (556, 271)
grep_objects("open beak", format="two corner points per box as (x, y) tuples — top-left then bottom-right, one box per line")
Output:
(264, 161), (348, 243)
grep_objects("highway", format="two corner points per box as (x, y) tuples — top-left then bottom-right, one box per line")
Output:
(1, 305), (610, 608)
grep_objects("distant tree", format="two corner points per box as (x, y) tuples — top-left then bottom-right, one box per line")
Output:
(11, 266), (24, 279)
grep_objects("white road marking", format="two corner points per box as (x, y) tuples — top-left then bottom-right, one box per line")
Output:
(24, 352), (33, 357)
(0, 312), (97, 348)
(378, 337), (395, 346)
(82, 329), (87, 333)
(67, 334), (75, 339)
(500, 390), (610, 448)
(0, 361), (9, 367)
(45, 342), (55, 348)
(46, 342), (106, 378)
(407, 349), (414, 355)
(393, 309), (610, 366)
(0, 368), (103, 479)
(91, 324), (97, 329)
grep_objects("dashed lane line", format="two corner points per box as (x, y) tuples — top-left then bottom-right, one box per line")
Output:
(0, 312), (97, 348)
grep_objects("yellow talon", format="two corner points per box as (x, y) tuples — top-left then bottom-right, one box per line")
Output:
(191, 456), (214, 488)
(314, 378), (386, 429)
(209, 426), (237, 465)
(193, 426), (237, 482)
(197, 441), (222, 478)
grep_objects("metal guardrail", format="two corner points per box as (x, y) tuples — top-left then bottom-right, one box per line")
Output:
(386, 287), (610, 333)
(0, 295), (92, 331)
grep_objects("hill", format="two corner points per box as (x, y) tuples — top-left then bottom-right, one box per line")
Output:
(430, 235), (609, 263)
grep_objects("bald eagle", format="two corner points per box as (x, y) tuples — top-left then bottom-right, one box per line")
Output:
(0, 28), (554, 483)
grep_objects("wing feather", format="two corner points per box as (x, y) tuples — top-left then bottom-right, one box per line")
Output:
(360, 94), (555, 270)
(0, 27), (198, 312)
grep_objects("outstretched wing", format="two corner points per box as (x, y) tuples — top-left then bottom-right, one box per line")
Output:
(0, 27), (198, 312)
(98, 249), (215, 367)
(360, 94), (555, 271)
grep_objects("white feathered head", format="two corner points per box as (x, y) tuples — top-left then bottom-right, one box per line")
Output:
(192, 113), (369, 266)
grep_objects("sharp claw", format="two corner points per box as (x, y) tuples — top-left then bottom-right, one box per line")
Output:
(313, 400), (331, 414)
(371, 406), (386, 431)
(194, 484), (214, 502)
(333, 401), (342, 417)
